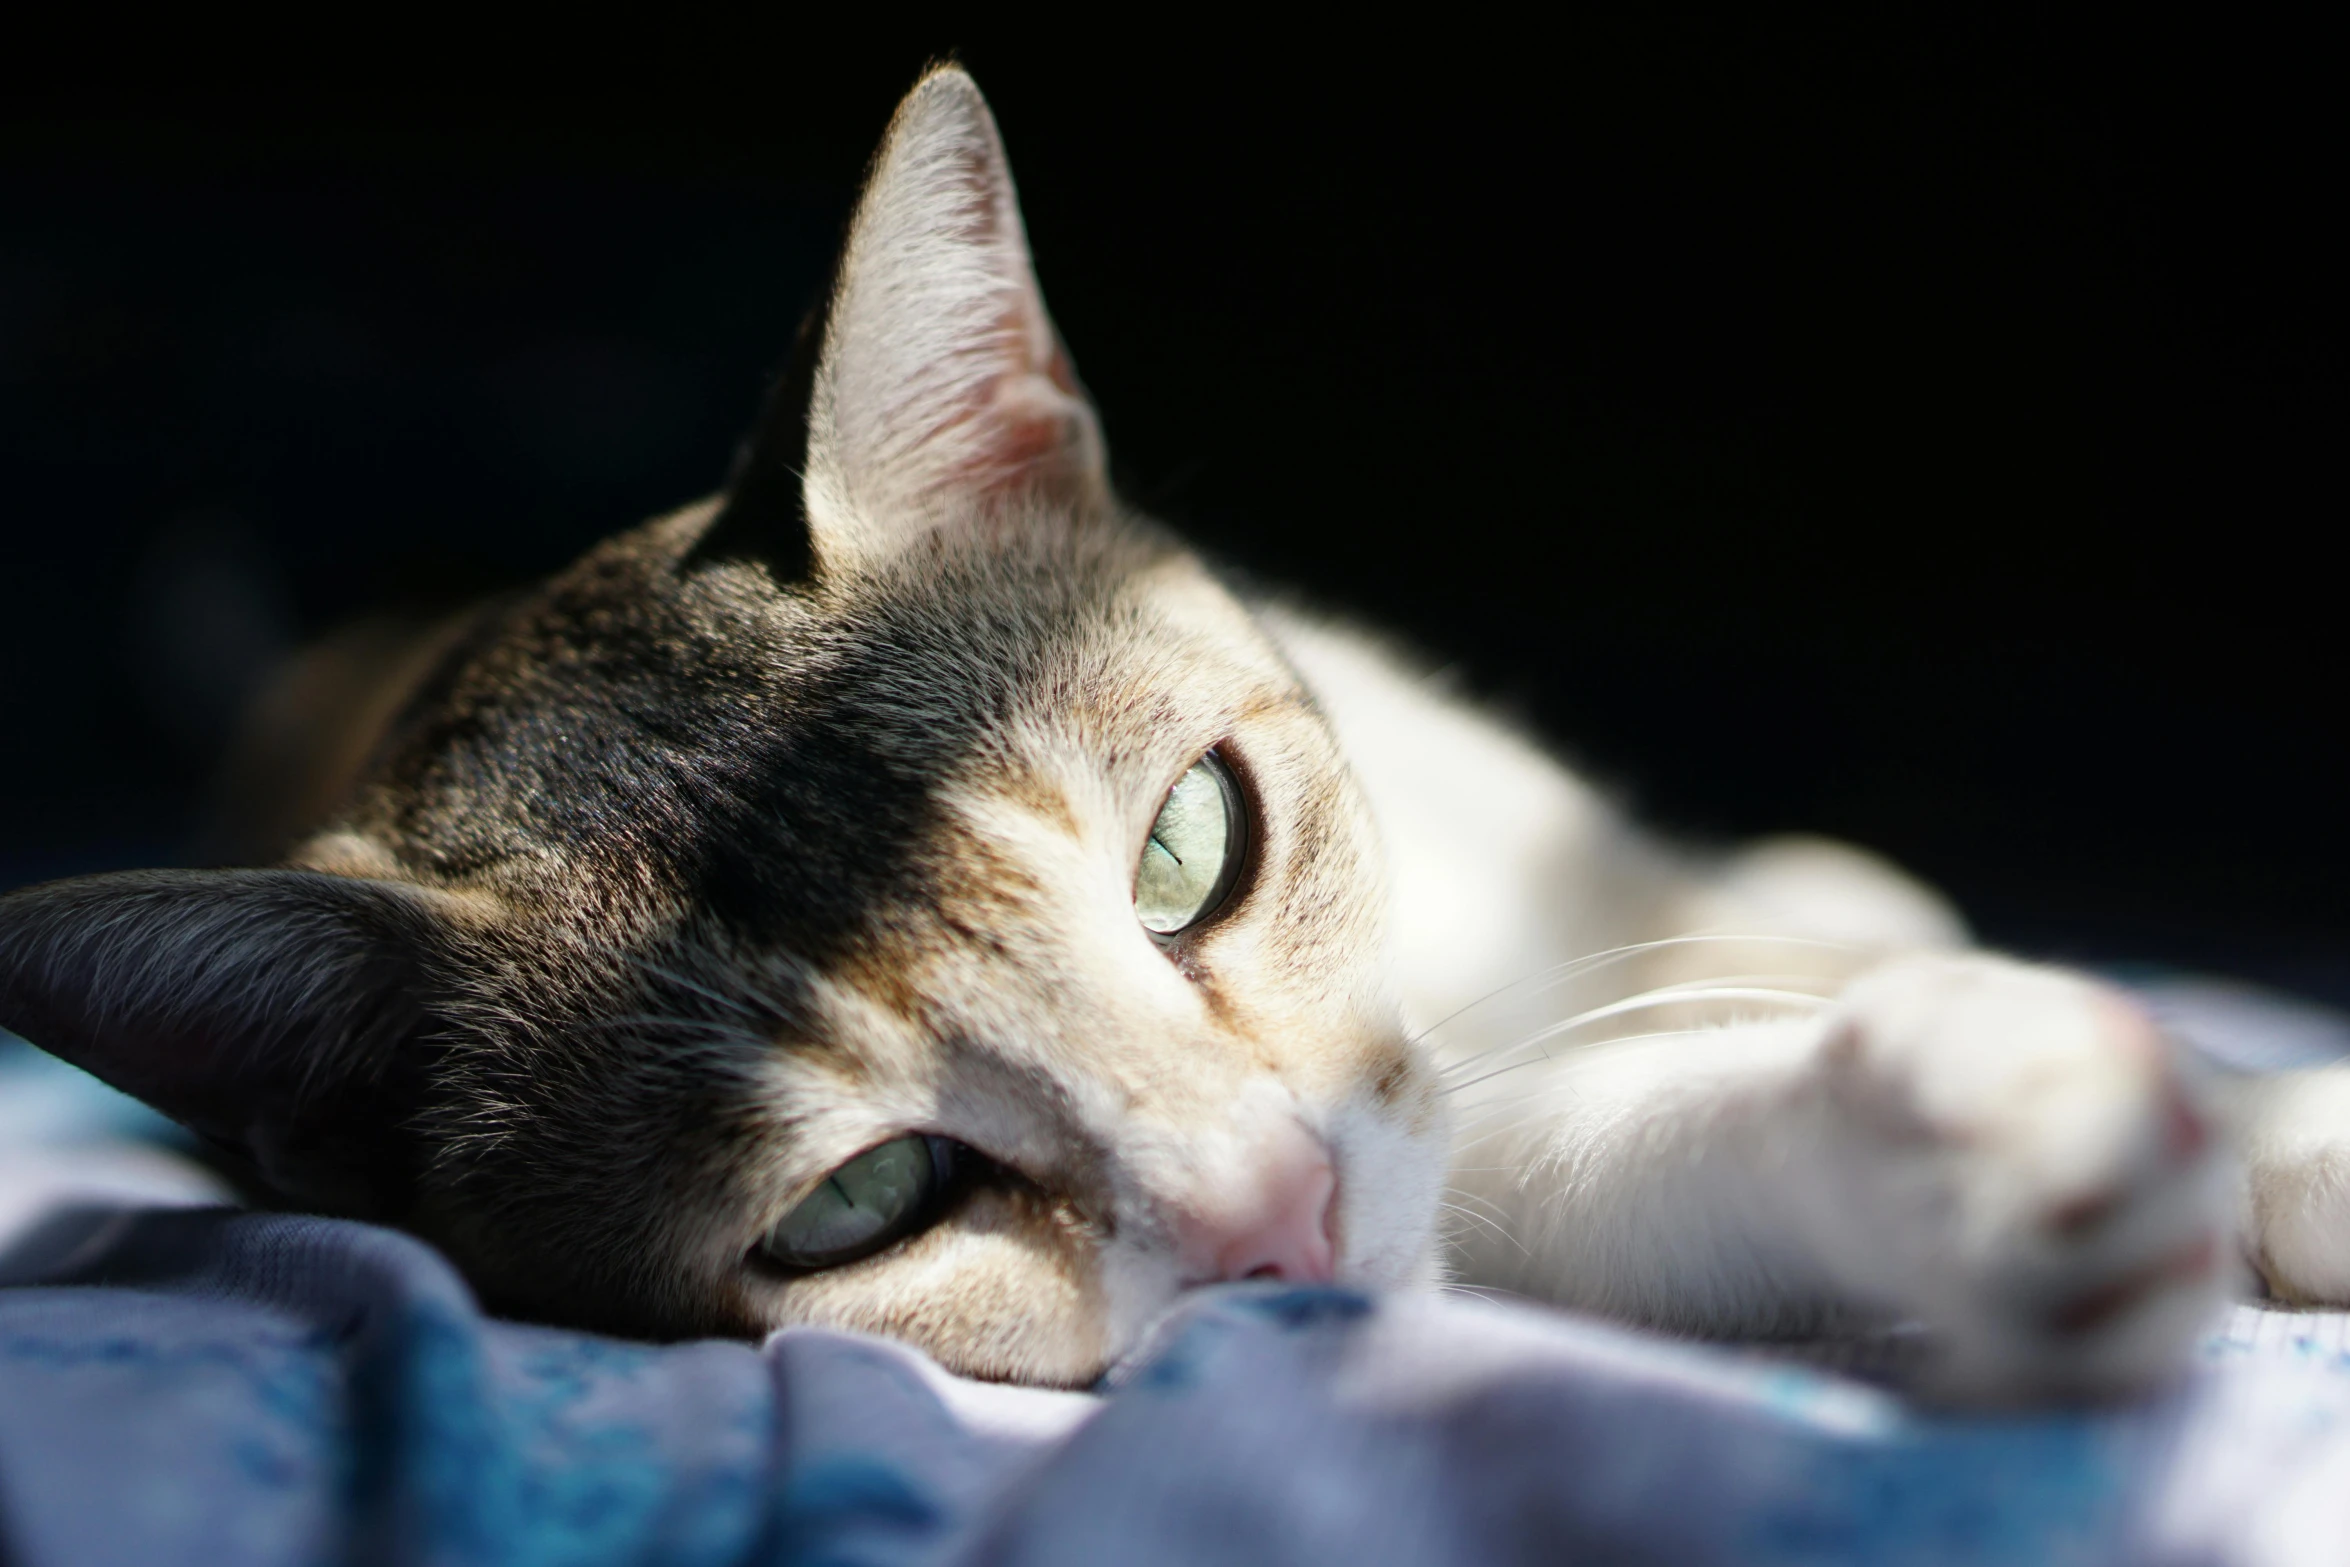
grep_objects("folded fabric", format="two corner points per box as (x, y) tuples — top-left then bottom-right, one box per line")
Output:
(4, 978), (2347, 1565)
(3, 1204), (2349, 1567)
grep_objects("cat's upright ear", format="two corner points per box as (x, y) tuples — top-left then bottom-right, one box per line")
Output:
(0, 869), (465, 1218)
(695, 65), (1106, 578)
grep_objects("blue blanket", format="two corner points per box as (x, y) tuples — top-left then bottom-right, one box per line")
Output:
(4, 1206), (2350, 1566)
(5, 977), (2350, 1566)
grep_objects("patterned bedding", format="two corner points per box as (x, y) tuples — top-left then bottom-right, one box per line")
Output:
(2, 979), (2347, 1566)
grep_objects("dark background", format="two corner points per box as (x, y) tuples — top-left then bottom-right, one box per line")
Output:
(1, 25), (2341, 999)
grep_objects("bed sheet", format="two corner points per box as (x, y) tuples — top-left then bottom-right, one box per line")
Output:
(2, 974), (2347, 1566)
(3, 1205), (2349, 1566)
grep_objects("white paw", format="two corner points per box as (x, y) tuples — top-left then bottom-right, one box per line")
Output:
(1802, 954), (2230, 1401)
(2240, 1067), (2350, 1304)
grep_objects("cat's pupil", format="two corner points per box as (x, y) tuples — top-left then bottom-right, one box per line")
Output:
(1135, 754), (1239, 935)
(758, 1136), (945, 1270)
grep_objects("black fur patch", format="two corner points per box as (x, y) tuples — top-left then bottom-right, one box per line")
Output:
(684, 280), (835, 582)
(0, 868), (455, 1217)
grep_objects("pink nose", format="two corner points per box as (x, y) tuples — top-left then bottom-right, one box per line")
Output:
(1175, 1125), (1339, 1285)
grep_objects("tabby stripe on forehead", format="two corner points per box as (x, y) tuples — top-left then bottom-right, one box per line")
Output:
(678, 541), (1143, 971)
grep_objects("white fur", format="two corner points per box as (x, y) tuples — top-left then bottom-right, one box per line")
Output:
(754, 69), (2350, 1394)
(2229, 1067), (2350, 1303)
(1271, 607), (2347, 1398)
(640, 67), (2349, 1392)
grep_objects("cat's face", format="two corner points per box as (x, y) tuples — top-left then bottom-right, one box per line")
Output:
(0, 69), (1447, 1383)
(320, 497), (1448, 1380)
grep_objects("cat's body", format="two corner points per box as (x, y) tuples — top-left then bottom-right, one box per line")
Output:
(5, 68), (2346, 1399)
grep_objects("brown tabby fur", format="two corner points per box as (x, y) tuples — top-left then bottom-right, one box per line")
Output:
(0, 96), (1450, 1374)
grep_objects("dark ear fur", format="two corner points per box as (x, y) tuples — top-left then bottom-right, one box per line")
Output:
(0, 869), (461, 1218)
(684, 284), (831, 580)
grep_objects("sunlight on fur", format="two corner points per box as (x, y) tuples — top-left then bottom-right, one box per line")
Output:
(3, 65), (2346, 1404)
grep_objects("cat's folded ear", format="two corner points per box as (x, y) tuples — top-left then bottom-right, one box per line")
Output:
(0, 869), (465, 1219)
(694, 65), (1107, 578)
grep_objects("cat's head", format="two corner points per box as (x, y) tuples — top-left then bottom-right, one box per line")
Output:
(0, 68), (1447, 1383)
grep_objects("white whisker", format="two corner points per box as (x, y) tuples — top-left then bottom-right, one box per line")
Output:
(1442, 1186), (1517, 1225)
(1436, 1282), (1513, 1306)
(1408, 931), (1857, 1050)
(1437, 1201), (1528, 1256)
(1439, 986), (1829, 1095)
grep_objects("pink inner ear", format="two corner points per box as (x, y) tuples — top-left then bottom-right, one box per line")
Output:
(927, 150), (1097, 499)
(883, 297), (1099, 510)
(809, 68), (1109, 539)
(960, 337), (1096, 495)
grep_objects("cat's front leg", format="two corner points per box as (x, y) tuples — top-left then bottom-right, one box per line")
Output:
(1790, 953), (2233, 1400)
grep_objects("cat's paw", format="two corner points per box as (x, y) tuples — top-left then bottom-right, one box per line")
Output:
(2241, 1067), (2350, 1305)
(1803, 954), (2230, 1401)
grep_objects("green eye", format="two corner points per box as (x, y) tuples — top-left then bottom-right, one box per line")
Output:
(1135, 752), (1245, 936)
(757, 1135), (954, 1272)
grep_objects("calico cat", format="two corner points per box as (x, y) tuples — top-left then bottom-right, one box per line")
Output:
(4, 67), (2346, 1399)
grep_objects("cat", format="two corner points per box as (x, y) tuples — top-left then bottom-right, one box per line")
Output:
(3, 66), (2345, 1400)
